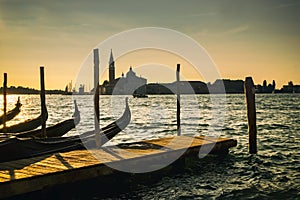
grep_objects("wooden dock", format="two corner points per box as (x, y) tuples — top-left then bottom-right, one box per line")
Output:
(0, 136), (237, 199)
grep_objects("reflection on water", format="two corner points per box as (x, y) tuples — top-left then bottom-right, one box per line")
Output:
(0, 95), (75, 129)
(0, 94), (299, 199)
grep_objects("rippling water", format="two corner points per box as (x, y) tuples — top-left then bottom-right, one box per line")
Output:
(0, 94), (299, 199)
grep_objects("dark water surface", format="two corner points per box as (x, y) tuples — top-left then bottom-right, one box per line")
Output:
(99, 94), (299, 200)
(1, 94), (299, 199)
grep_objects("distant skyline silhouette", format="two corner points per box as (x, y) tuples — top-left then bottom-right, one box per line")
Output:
(1, 78), (299, 94)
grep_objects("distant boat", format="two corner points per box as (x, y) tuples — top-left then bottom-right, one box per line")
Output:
(0, 98), (131, 163)
(0, 97), (22, 125)
(16, 100), (80, 138)
(133, 93), (148, 98)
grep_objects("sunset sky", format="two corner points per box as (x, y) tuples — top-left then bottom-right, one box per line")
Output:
(0, 0), (299, 90)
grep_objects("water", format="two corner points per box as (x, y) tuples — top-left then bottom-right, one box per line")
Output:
(0, 94), (299, 199)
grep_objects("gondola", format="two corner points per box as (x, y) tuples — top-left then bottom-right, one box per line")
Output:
(0, 110), (48, 133)
(0, 68), (48, 133)
(0, 98), (131, 163)
(16, 100), (80, 138)
(0, 97), (22, 125)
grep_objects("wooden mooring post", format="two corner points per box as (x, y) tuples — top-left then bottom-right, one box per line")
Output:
(93, 48), (101, 147)
(245, 77), (257, 154)
(176, 64), (181, 136)
(40, 66), (47, 138)
(3, 73), (7, 131)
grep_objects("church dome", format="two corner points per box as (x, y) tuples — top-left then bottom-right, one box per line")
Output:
(126, 66), (136, 77)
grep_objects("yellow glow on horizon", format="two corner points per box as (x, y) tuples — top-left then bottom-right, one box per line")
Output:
(0, 30), (299, 90)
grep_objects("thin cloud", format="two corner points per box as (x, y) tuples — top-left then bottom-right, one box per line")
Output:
(194, 25), (250, 37)
(276, 3), (298, 9)
(222, 25), (250, 35)
(194, 29), (209, 37)
(184, 12), (216, 18)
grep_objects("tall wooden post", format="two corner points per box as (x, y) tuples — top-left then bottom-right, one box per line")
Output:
(245, 77), (257, 154)
(3, 73), (7, 131)
(176, 64), (181, 136)
(40, 66), (47, 138)
(93, 49), (100, 147)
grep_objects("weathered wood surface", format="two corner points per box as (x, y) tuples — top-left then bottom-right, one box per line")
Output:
(2, 73), (7, 130)
(245, 77), (257, 154)
(40, 66), (47, 138)
(176, 64), (181, 136)
(0, 136), (237, 198)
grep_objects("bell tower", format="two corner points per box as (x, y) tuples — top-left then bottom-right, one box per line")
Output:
(109, 49), (115, 84)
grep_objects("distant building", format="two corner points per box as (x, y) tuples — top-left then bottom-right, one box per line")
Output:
(256, 80), (276, 93)
(182, 81), (208, 94)
(146, 81), (208, 94)
(64, 80), (73, 94)
(113, 66), (147, 95)
(281, 81), (300, 93)
(101, 50), (147, 95)
(78, 84), (85, 95)
(207, 79), (244, 94)
(146, 83), (173, 94)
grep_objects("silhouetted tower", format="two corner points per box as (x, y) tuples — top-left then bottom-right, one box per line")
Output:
(263, 80), (267, 87)
(109, 49), (115, 84)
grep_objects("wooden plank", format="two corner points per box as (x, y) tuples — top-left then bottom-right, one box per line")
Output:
(33, 156), (70, 170)
(61, 149), (118, 163)
(30, 161), (69, 172)
(27, 163), (63, 174)
(145, 136), (214, 150)
(13, 170), (44, 180)
(0, 171), (11, 181)
(106, 146), (166, 160)
(196, 136), (234, 143)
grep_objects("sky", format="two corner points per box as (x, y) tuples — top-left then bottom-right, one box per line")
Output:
(0, 0), (299, 90)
